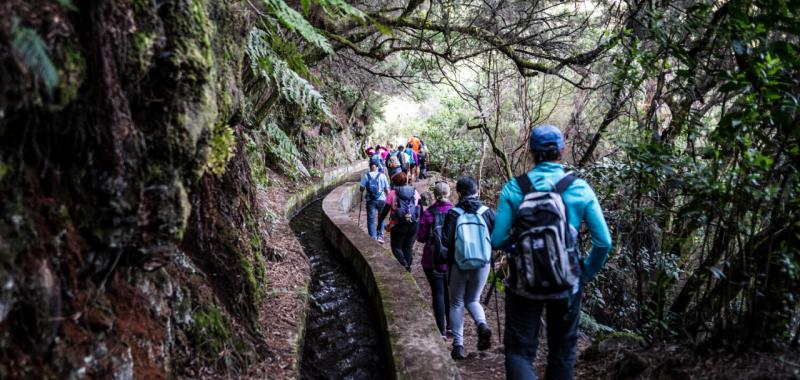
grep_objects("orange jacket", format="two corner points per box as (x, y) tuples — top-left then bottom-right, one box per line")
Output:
(408, 137), (422, 153)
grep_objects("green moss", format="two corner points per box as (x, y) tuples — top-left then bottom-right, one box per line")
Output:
(192, 305), (231, 359)
(133, 32), (155, 72)
(245, 133), (271, 187)
(599, 331), (646, 345)
(54, 44), (85, 109)
(205, 123), (236, 175)
(192, 304), (257, 367)
(402, 270), (416, 285)
(131, 0), (151, 13)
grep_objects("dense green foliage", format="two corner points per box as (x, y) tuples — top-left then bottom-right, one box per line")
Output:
(337, 0), (800, 351)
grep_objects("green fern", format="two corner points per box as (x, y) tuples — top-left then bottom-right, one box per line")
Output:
(261, 0), (333, 54)
(262, 121), (309, 179)
(314, 0), (366, 20)
(247, 28), (334, 120)
(56, 0), (78, 11)
(11, 18), (59, 95)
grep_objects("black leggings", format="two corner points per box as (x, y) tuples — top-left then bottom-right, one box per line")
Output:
(424, 267), (451, 335)
(390, 222), (418, 270)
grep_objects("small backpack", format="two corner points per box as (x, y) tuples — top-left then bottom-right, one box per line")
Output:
(365, 172), (382, 200)
(417, 149), (427, 164)
(506, 173), (581, 299)
(386, 154), (401, 170)
(394, 186), (419, 224)
(429, 208), (448, 265)
(404, 148), (416, 165)
(452, 206), (492, 270)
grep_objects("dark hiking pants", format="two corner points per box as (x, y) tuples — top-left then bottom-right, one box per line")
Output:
(504, 289), (582, 380)
(389, 222), (417, 270)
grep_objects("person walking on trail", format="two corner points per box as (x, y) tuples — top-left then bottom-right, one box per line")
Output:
(385, 146), (407, 180)
(442, 176), (496, 360)
(490, 124), (612, 380)
(418, 146), (429, 180)
(384, 146), (403, 180)
(416, 181), (454, 340)
(377, 145), (389, 161)
(385, 172), (420, 271)
(360, 162), (389, 244)
(408, 135), (424, 153)
(367, 146), (385, 174)
(396, 144), (412, 175)
(405, 143), (419, 183)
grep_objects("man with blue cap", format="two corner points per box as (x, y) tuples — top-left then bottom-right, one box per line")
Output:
(491, 124), (612, 379)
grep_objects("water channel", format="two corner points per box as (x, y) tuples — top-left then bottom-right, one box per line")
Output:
(290, 198), (390, 380)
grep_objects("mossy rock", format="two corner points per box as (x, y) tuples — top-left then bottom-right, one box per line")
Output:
(597, 331), (646, 353)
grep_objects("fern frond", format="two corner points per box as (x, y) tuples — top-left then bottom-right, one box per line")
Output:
(261, 0), (333, 54)
(314, 0), (366, 21)
(262, 121), (310, 179)
(247, 28), (335, 120)
(56, 0), (78, 11)
(11, 18), (59, 95)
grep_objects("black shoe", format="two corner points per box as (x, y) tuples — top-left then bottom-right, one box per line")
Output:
(451, 345), (466, 360)
(477, 323), (492, 351)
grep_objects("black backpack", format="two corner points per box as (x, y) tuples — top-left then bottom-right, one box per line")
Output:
(506, 173), (581, 299)
(394, 186), (419, 224)
(418, 150), (427, 164)
(429, 208), (448, 264)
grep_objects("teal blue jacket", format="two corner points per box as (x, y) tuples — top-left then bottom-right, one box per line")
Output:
(490, 162), (612, 281)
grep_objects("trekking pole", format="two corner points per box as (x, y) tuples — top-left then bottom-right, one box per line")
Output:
(357, 192), (364, 228)
(490, 252), (502, 344)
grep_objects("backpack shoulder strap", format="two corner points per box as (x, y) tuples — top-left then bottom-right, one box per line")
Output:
(554, 172), (578, 194)
(451, 207), (464, 216)
(477, 205), (489, 215)
(515, 174), (535, 194)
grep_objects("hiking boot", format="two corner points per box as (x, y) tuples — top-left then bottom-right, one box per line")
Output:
(377, 237), (384, 244)
(477, 323), (492, 351)
(451, 345), (466, 360)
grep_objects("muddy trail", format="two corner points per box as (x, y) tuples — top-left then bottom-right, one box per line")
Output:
(290, 198), (390, 380)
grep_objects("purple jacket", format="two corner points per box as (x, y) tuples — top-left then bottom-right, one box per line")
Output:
(416, 200), (452, 271)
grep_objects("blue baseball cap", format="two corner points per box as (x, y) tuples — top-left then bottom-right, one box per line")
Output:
(529, 124), (565, 152)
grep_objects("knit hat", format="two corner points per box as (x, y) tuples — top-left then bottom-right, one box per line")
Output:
(456, 176), (478, 196)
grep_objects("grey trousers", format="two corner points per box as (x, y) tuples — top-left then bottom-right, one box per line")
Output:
(448, 264), (490, 346)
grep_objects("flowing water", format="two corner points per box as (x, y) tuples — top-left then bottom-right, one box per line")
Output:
(291, 199), (389, 380)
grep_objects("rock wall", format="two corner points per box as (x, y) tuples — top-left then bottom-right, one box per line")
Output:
(0, 0), (262, 377)
(321, 182), (462, 380)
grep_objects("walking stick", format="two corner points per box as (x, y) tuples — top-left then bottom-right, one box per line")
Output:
(357, 191), (364, 228)
(489, 252), (502, 344)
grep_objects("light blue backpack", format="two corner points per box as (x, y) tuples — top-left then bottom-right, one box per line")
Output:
(452, 206), (491, 270)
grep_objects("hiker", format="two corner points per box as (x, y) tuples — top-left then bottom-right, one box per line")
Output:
(377, 145), (390, 161)
(396, 144), (412, 175)
(385, 172), (420, 271)
(367, 146), (385, 174)
(490, 124), (612, 380)
(408, 135), (424, 154)
(418, 146), (428, 180)
(416, 182), (454, 340)
(442, 176), (495, 360)
(405, 143), (419, 183)
(384, 146), (405, 180)
(359, 161), (389, 243)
